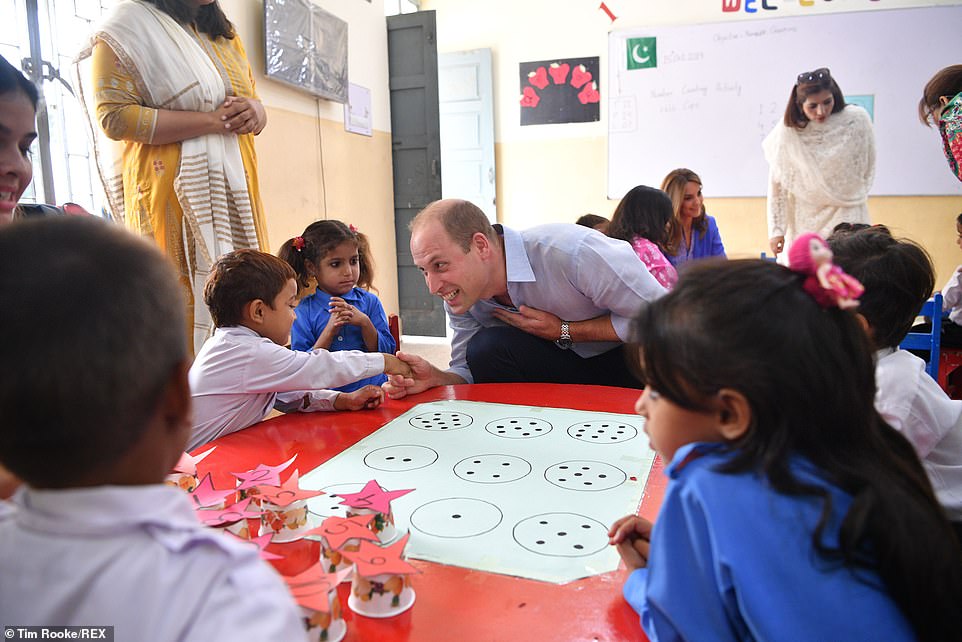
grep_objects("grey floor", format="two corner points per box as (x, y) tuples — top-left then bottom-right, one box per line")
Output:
(400, 335), (452, 370)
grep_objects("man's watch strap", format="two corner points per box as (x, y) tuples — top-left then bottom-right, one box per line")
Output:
(556, 320), (573, 349)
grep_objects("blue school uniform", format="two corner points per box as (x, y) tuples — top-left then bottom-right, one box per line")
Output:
(624, 442), (913, 641)
(667, 214), (726, 267)
(291, 287), (395, 392)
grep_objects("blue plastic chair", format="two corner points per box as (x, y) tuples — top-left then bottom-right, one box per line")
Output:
(899, 293), (943, 380)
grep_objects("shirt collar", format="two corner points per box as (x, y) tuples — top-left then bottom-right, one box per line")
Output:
(13, 484), (202, 536)
(497, 224), (535, 283)
(665, 441), (726, 479)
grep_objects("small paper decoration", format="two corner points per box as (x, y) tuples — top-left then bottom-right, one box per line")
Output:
(285, 567), (351, 613)
(335, 479), (414, 514)
(172, 447), (216, 475)
(227, 531), (284, 561)
(196, 497), (261, 527)
(304, 514), (379, 550)
(231, 454), (298, 491)
(254, 470), (323, 507)
(189, 472), (236, 508)
(341, 533), (417, 577)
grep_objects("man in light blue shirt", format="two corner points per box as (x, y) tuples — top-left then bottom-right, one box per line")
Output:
(383, 199), (666, 398)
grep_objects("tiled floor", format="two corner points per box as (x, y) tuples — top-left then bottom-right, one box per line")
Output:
(400, 334), (452, 370)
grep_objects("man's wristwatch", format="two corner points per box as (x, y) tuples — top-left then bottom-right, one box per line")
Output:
(556, 321), (573, 349)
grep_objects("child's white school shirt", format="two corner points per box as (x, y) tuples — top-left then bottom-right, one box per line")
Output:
(189, 325), (384, 450)
(875, 348), (962, 520)
(0, 484), (308, 641)
(942, 265), (962, 325)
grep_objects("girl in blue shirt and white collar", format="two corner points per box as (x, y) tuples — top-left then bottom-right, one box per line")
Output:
(609, 257), (962, 641)
(279, 220), (396, 392)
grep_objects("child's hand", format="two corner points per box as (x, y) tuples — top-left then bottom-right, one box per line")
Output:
(383, 353), (414, 379)
(333, 385), (385, 411)
(608, 514), (653, 571)
(329, 297), (371, 328)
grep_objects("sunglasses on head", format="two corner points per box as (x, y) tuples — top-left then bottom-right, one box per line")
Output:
(797, 68), (831, 84)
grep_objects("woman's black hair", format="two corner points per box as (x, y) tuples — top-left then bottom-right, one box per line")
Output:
(784, 68), (846, 129)
(278, 219), (375, 292)
(0, 55), (38, 109)
(143, 0), (234, 39)
(634, 259), (962, 641)
(607, 185), (673, 253)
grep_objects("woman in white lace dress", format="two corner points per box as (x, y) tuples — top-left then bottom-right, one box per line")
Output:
(763, 68), (875, 257)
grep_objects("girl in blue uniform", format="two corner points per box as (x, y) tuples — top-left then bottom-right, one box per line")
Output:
(279, 220), (395, 392)
(609, 258), (962, 641)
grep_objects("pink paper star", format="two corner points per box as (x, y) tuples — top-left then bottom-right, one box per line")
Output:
(226, 531), (284, 560)
(196, 497), (261, 527)
(232, 454), (298, 491)
(335, 479), (414, 514)
(284, 567), (350, 613)
(254, 470), (322, 507)
(303, 514), (378, 549)
(189, 472), (237, 508)
(172, 447), (216, 475)
(341, 533), (417, 577)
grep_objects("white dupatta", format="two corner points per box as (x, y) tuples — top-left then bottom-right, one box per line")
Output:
(74, 0), (259, 348)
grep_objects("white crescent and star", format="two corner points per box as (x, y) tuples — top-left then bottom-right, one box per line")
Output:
(631, 44), (651, 64)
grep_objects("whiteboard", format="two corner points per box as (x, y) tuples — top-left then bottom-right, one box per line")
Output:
(607, 6), (962, 198)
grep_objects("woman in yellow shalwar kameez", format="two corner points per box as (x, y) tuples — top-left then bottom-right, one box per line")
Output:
(76, 0), (268, 353)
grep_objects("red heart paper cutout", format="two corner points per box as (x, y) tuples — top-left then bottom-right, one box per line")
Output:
(520, 86), (541, 108)
(548, 63), (570, 85)
(578, 82), (600, 105)
(528, 66), (549, 89)
(570, 65), (592, 89)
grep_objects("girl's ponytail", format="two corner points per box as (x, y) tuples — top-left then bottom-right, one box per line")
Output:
(278, 235), (311, 289)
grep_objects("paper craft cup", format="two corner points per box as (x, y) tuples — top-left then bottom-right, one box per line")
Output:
(259, 499), (310, 542)
(301, 595), (346, 642)
(223, 518), (252, 539)
(164, 472), (198, 493)
(319, 539), (361, 579)
(345, 507), (399, 543)
(348, 572), (415, 618)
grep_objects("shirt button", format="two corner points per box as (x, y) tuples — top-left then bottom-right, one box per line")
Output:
(337, 336), (344, 341)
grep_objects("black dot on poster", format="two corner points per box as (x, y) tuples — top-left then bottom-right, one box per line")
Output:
(473, 460), (481, 464)
(403, 458), (412, 462)
(599, 474), (607, 478)
(510, 420), (519, 424)
(584, 482), (593, 486)
(574, 473), (582, 477)
(558, 532), (567, 536)
(536, 540), (545, 545)
(574, 544), (584, 550)
(559, 478), (567, 482)
(466, 471), (475, 475)
(386, 456), (395, 460)
(560, 466), (568, 470)
(502, 462), (510, 466)
(581, 467), (590, 470)
(581, 524), (591, 529)
(452, 514), (461, 519)
(493, 474), (500, 478)
(522, 432), (530, 436)
(539, 521), (548, 525)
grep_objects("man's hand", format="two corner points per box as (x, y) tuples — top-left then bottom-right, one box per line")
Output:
(381, 351), (453, 400)
(608, 514), (653, 571)
(383, 353), (415, 379)
(221, 96), (267, 135)
(333, 385), (384, 411)
(769, 235), (785, 256)
(490, 305), (562, 341)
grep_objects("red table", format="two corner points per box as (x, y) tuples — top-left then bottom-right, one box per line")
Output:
(198, 384), (664, 642)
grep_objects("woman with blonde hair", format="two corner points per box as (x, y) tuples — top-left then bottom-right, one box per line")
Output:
(661, 168), (726, 268)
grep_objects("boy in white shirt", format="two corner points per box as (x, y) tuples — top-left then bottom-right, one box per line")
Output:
(0, 218), (307, 641)
(189, 249), (412, 449)
(830, 230), (962, 542)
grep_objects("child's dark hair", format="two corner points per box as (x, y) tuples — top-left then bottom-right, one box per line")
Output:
(784, 67), (846, 129)
(278, 220), (375, 292)
(0, 54), (38, 108)
(575, 214), (608, 229)
(829, 231), (934, 349)
(607, 185), (673, 252)
(919, 64), (962, 126)
(0, 217), (187, 487)
(204, 249), (295, 327)
(634, 259), (962, 640)
(143, 0), (235, 39)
